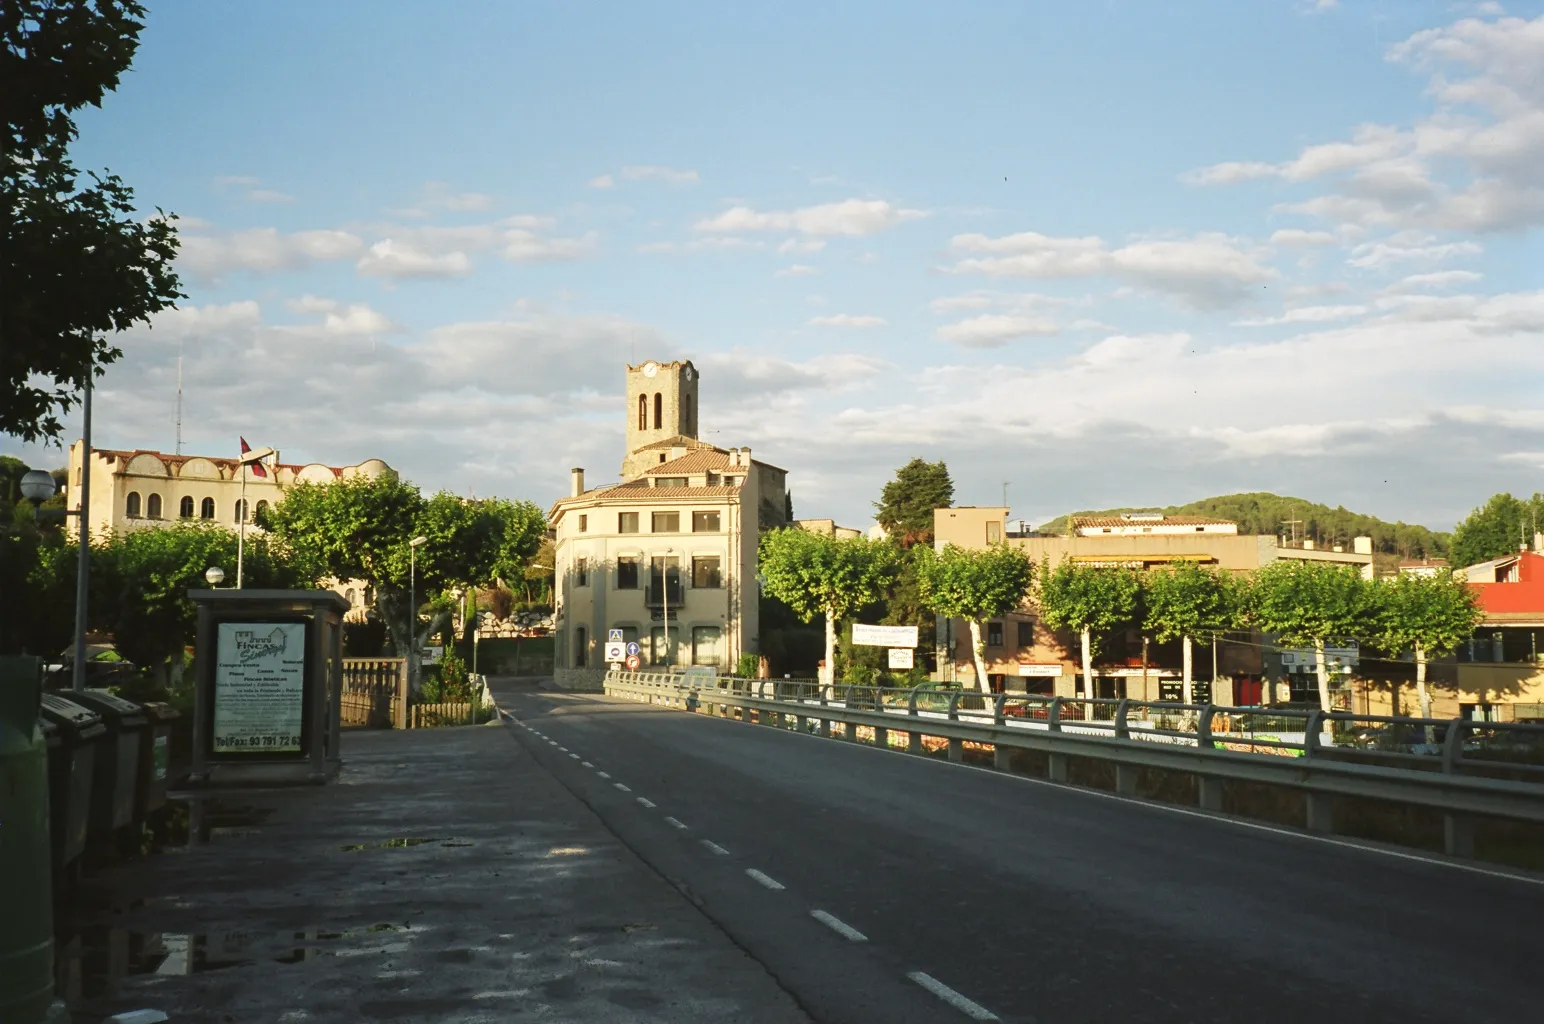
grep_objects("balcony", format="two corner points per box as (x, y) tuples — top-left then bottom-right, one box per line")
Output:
(645, 581), (684, 609)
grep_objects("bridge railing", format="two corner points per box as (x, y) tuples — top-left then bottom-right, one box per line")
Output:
(602, 671), (1544, 860)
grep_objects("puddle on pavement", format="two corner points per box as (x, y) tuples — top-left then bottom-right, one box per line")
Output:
(339, 837), (474, 851)
(152, 796), (278, 849)
(54, 925), (408, 1003)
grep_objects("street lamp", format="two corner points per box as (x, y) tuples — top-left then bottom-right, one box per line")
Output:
(205, 566), (227, 588)
(661, 546), (674, 671)
(19, 469), (56, 503)
(234, 445), (275, 589)
(408, 535), (428, 690)
(13, 467), (89, 692)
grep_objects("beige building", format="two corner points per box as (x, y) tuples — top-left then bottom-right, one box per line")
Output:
(549, 360), (789, 689)
(932, 506), (1375, 704)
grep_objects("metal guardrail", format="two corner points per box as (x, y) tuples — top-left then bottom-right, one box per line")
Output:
(603, 672), (1544, 860)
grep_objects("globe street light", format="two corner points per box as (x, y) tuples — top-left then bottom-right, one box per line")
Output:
(205, 566), (227, 588)
(408, 535), (428, 690)
(14, 465), (88, 692)
(234, 445), (275, 589)
(19, 469), (56, 503)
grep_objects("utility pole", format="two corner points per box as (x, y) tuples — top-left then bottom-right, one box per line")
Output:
(72, 377), (92, 692)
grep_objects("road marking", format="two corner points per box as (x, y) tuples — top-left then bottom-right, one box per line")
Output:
(907, 971), (998, 1021)
(810, 909), (867, 942)
(745, 868), (784, 890)
(558, 746), (568, 752)
(548, 741), (559, 746)
(664, 816), (688, 829)
(701, 840), (730, 856)
(636, 797), (656, 808)
(614, 783), (632, 792)
(597, 771), (611, 779)
(568, 753), (580, 759)
(581, 761), (594, 768)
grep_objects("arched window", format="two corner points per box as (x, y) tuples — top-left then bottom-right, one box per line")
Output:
(653, 392), (662, 430)
(255, 499), (269, 520)
(200, 497), (215, 519)
(638, 394), (648, 430)
(684, 394), (692, 433)
(146, 494), (162, 519)
(234, 498), (249, 523)
(575, 626), (588, 668)
(180, 496), (195, 518)
(125, 492), (142, 518)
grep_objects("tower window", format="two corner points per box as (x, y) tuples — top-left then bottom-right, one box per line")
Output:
(180, 496), (195, 518)
(200, 497), (215, 519)
(638, 393), (648, 430)
(146, 494), (162, 519)
(126, 492), (142, 518)
(653, 392), (662, 430)
(684, 394), (692, 433)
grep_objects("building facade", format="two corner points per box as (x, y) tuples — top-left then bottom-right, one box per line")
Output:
(932, 506), (1376, 705)
(549, 360), (789, 689)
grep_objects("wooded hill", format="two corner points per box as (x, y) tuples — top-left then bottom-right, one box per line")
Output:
(1036, 492), (1449, 560)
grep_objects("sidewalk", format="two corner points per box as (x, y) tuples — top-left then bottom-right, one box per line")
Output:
(56, 693), (810, 1023)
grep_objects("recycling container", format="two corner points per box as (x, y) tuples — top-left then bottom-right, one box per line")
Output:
(1, 656), (62, 1024)
(67, 689), (149, 842)
(37, 693), (106, 870)
(134, 701), (182, 820)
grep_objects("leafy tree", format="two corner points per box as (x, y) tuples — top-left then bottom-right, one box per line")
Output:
(93, 523), (296, 683)
(914, 543), (1033, 695)
(1366, 573), (1482, 722)
(874, 459), (954, 547)
(1037, 559), (1141, 699)
(757, 529), (901, 687)
(3, 0), (182, 440)
(1247, 560), (1373, 719)
(1449, 492), (1544, 569)
(259, 474), (545, 688)
(1143, 563), (1243, 705)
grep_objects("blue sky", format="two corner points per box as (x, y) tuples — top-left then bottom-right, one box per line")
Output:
(7, 0), (1543, 530)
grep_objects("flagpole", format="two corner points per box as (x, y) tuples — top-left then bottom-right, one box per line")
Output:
(237, 462), (247, 589)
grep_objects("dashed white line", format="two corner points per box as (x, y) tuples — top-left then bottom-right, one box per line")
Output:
(568, 753), (580, 760)
(614, 783), (632, 792)
(809, 909), (867, 942)
(745, 869), (784, 890)
(547, 741), (559, 747)
(664, 816), (688, 830)
(597, 771), (611, 779)
(636, 797), (656, 809)
(701, 840), (730, 856)
(906, 971), (998, 1021)
(558, 746), (568, 752)
(581, 761), (594, 768)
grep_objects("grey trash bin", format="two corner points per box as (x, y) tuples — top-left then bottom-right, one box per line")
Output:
(38, 693), (107, 871)
(67, 689), (150, 846)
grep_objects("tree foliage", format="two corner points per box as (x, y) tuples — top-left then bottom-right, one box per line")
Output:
(1143, 563), (1243, 645)
(1365, 572), (1482, 719)
(874, 458), (954, 547)
(915, 543), (1033, 690)
(1037, 559), (1141, 656)
(2, 0), (183, 440)
(1449, 492), (1544, 569)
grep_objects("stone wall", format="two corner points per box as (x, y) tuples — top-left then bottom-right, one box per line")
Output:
(476, 609), (553, 639)
(553, 668), (607, 692)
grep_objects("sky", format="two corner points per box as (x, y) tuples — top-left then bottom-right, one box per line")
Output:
(5, 0), (1543, 531)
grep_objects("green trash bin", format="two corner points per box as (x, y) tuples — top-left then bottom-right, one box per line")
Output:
(37, 693), (106, 871)
(135, 701), (182, 821)
(66, 689), (149, 847)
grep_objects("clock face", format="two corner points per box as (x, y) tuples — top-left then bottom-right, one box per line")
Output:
(642, 361), (659, 378)
(684, 366), (695, 381)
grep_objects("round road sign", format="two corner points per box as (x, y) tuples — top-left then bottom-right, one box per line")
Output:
(626, 641), (641, 657)
(625, 654), (642, 670)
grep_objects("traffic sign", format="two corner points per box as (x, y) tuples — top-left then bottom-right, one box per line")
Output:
(626, 641), (641, 657)
(608, 628), (625, 642)
(605, 641), (626, 663)
(625, 654), (641, 670)
(888, 647), (914, 670)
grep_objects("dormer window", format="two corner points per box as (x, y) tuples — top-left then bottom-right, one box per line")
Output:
(655, 476), (688, 488)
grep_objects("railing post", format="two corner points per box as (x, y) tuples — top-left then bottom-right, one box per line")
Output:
(1114, 698), (1136, 792)
(993, 692), (1007, 727)
(906, 683), (924, 753)
(1301, 710), (1333, 831)
(946, 692), (963, 762)
(1114, 698), (1130, 740)
(1197, 704), (1216, 750)
(1440, 719), (1475, 857)
(1303, 711), (1323, 759)
(1048, 696), (1063, 733)
(394, 659), (409, 730)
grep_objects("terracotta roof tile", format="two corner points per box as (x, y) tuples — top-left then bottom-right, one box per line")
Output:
(1071, 515), (1236, 528)
(646, 450), (736, 475)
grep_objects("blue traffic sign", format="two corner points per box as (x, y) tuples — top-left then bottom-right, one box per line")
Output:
(625, 641), (641, 657)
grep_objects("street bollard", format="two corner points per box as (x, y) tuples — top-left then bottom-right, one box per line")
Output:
(0, 656), (70, 1024)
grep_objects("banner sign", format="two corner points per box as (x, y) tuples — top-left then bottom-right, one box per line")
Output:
(851, 623), (919, 648)
(1017, 663), (1063, 677)
(888, 648), (914, 669)
(214, 622), (306, 753)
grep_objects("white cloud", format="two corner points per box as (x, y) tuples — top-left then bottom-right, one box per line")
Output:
(774, 264), (818, 277)
(213, 175), (296, 205)
(937, 314), (1059, 347)
(1233, 304), (1369, 327)
(620, 165), (699, 184)
(1346, 239), (1482, 267)
(177, 227), (366, 280)
(320, 304), (395, 335)
(1186, 12), (1544, 232)
(945, 231), (1277, 310)
(808, 314), (888, 328)
(589, 174), (615, 189)
(778, 238), (827, 253)
(502, 229), (597, 263)
(930, 293), (995, 312)
(1385, 269), (1485, 292)
(696, 199), (925, 237)
(695, 351), (890, 398)
(1270, 228), (1338, 246)
(285, 295), (340, 315)
(356, 239), (474, 279)
(247, 188), (294, 204)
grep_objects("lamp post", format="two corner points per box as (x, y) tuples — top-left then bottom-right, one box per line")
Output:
(661, 547), (674, 671)
(234, 445), (275, 589)
(408, 535), (427, 691)
(205, 566), (226, 588)
(17, 469), (88, 692)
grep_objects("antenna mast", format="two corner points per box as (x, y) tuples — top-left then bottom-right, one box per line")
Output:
(175, 341), (184, 455)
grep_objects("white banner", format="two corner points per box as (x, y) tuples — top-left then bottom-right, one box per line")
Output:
(888, 648), (914, 669)
(1017, 663), (1062, 677)
(851, 623), (919, 648)
(214, 622), (306, 753)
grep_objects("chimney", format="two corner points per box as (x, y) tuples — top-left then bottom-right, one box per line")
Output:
(1303, 539), (1315, 550)
(739, 446), (751, 468)
(1353, 536), (1373, 555)
(570, 467), (584, 497)
(1534, 532), (1543, 554)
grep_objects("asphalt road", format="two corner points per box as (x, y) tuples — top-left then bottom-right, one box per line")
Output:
(489, 681), (1544, 1024)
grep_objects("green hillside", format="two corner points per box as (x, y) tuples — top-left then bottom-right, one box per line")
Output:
(1037, 492), (1448, 559)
